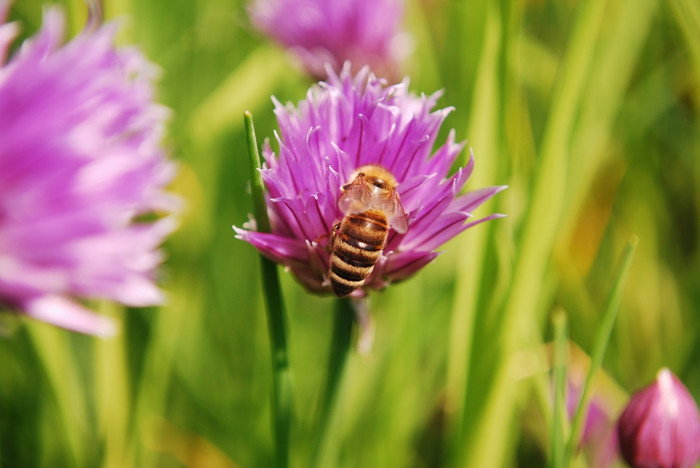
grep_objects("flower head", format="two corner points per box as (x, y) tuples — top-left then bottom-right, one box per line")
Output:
(235, 64), (504, 297)
(617, 368), (700, 468)
(249, 0), (408, 80)
(0, 5), (177, 335)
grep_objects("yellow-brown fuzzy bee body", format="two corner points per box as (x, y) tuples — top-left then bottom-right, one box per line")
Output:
(329, 165), (408, 297)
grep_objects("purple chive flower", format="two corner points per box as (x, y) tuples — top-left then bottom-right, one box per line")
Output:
(618, 368), (700, 468)
(235, 64), (505, 297)
(0, 5), (177, 335)
(249, 0), (409, 80)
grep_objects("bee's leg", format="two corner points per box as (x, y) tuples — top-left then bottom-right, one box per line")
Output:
(328, 221), (341, 250)
(313, 221), (340, 250)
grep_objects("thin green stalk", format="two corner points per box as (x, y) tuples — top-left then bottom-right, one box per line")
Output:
(26, 323), (88, 467)
(245, 111), (271, 234)
(128, 290), (192, 468)
(245, 111), (292, 468)
(318, 298), (355, 420)
(564, 237), (638, 465)
(94, 303), (129, 468)
(312, 297), (355, 467)
(550, 310), (568, 468)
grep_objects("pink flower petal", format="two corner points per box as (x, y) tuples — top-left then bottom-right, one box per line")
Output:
(24, 295), (116, 337)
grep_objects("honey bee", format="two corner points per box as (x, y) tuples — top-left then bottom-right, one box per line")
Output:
(329, 164), (408, 297)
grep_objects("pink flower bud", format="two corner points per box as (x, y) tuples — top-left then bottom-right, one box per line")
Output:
(618, 368), (700, 468)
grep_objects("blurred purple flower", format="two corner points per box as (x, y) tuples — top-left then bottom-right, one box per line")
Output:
(249, 0), (409, 80)
(235, 64), (504, 297)
(566, 380), (620, 468)
(0, 4), (177, 335)
(618, 368), (700, 468)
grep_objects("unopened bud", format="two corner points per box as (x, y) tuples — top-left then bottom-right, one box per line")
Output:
(618, 368), (700, 468)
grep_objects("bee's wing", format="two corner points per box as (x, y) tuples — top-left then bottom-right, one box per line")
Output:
(338, 177), (371, 214)
(385, 192), (409, 234)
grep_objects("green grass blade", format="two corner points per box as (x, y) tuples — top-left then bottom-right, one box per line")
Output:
(550, 310), (568, 468)
(128, 298), (193, 468)
(564, 236), (638, 464)
(446, 3), (503, 459)
(94, 303), (130, 468)
(26, 323), (88, 467)
(460, 0), (611, 464)
(244, 111), (292, 468)
(668, 0), (700, 78)
(561, 0), (658, 249)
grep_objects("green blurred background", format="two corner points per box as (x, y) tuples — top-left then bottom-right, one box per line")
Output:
(2, 0), (699, 466)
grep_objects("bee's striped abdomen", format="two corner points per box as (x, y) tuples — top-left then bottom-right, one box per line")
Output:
(330, 210), (388, 297)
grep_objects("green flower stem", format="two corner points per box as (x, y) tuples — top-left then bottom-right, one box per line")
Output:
(245, 111), (271, 234)
(129, 290), (191, 467)
(260, 255), (292, 468)
(94, 303), (129, 468)
(26, 323), (88, 467)
(550, 310), (568, 468)
(245, 111), (292, 468)
(564, 236), (638, 465)
(312, 297), (356, 467)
